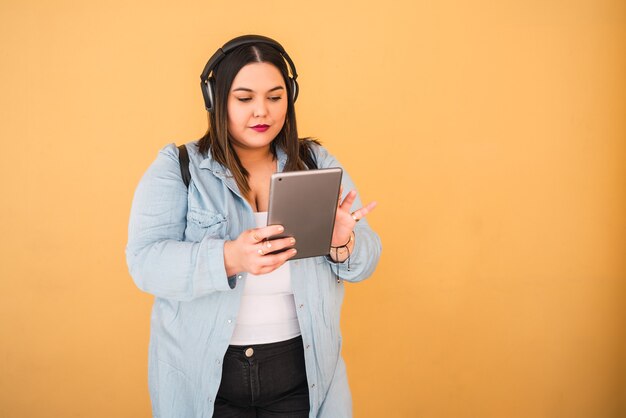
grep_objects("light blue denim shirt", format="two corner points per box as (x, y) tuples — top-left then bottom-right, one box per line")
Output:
(126, 142), (381, 418)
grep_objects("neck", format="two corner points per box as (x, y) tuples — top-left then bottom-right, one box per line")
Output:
(233, 145), (274, 169)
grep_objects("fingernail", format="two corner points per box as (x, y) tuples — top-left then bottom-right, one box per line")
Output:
(277, 226), (284, 232)
(290, 238), (296, 244)
(291, 249), (297, 254)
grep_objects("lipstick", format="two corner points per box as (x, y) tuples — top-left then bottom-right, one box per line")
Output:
(251, 124), (270, 132)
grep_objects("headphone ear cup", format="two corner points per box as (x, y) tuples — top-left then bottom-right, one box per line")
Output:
(291, 79), (299, 102)
(205, 79), (216, 112)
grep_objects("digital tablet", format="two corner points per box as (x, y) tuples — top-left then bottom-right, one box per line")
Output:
(267, 168), (343, 259)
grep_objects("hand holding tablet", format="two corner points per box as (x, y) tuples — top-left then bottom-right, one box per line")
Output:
(267, 168), (343, 259)
(223, 168), (377, 276)
(266, 168), (378, 261)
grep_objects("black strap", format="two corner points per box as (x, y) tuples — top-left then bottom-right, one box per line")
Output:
(177, 144), (191, 188)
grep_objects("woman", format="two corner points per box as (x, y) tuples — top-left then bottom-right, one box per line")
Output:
(126, 35), (381, 417)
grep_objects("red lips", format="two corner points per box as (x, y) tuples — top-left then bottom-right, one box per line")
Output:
(251, 124), (270, 132)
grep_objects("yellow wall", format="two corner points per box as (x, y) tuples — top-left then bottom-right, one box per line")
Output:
(1, 1), (624, 417)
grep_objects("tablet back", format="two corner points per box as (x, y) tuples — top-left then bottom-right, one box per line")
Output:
(267, 168), (343, 259)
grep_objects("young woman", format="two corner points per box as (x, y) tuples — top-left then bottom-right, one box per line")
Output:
(126, 35), (381, 417)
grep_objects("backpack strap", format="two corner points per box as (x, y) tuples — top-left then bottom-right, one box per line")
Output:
(177, 144), (191, 188)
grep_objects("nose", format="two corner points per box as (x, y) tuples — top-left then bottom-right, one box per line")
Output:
(253, 98), (267, 118)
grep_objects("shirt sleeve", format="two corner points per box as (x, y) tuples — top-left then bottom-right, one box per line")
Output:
(312, 144), (382, 282)
(125, 144), (234, 301)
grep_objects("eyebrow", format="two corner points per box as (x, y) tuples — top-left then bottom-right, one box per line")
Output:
(232, 86), (285, 93)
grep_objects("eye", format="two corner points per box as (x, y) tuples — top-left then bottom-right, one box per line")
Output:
(236, 97), (252, 102)
(269, 96), (283, 102)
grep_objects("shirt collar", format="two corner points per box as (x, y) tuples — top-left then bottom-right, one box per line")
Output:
(198, 146), (288, 176)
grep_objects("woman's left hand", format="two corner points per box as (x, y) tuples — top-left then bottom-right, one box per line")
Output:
(331, 189), (377, 247)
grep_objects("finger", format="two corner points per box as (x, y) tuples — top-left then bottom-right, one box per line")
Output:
(255, 247), (298, 274)
(351, 201), (378, 222)
(250, 229), (263, 243)
(360, 201), (378, 216)
(265, 247), (298, 266)
(249, 225), (285, 243)
(267, 236), (296, 252)
(339, 190), (357, 211)
(337, 185), (344, 206)
(257, 237), (296, 259)
(367, 201), (378, 210)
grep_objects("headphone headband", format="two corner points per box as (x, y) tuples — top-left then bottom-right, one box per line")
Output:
(200, 35), (299, 112)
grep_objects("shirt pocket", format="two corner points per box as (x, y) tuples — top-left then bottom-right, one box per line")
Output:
(185, 207), (227, 241)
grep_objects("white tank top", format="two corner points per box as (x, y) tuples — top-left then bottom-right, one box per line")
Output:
(230, 212), (301, 345)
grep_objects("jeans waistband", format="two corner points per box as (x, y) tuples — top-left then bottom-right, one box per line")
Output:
(226, 335), (303, 358)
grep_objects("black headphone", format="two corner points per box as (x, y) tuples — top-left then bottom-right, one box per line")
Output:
(200, 35), (299, 113)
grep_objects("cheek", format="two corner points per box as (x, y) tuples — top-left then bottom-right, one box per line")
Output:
(276, 102), (288, 122)
(227, 106), (243, 129)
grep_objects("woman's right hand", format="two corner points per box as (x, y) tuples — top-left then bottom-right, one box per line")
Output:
(223, 225), (298, 277)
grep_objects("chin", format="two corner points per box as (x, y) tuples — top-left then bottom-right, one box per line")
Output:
(250, 132), (280, 146)
(237, 138), (275, 150)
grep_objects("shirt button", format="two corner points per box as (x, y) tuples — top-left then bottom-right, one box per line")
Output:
(227, 319), (232, 324)
(237, 275), (242, 279)
(299, 304), (304, 308)
(216, 359), (221, 365)
(310, 383), (316, 389)
(245, 348), (254, 357)
(306, 344), (310, 349)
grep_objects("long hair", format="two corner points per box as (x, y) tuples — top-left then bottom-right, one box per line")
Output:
(197, 42), (318, 198)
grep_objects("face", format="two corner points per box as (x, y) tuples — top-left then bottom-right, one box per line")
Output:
(227, 62), (288, 152)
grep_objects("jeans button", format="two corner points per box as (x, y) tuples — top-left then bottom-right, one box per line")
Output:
(245, 347), (254, 357)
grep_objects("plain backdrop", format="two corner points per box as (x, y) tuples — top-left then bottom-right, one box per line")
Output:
(1, 0), (625, 417)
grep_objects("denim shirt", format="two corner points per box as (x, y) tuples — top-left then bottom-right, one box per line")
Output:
(126, 142), (381, 418)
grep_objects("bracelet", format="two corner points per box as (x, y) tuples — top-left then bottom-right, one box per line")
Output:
(329, 232), (354, 282)
(330, 232), (354, 249)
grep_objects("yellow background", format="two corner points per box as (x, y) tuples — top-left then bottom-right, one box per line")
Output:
(1, 0), (625, 417)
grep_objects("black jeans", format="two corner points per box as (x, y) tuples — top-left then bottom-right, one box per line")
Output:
(213, 335), (310, 417)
